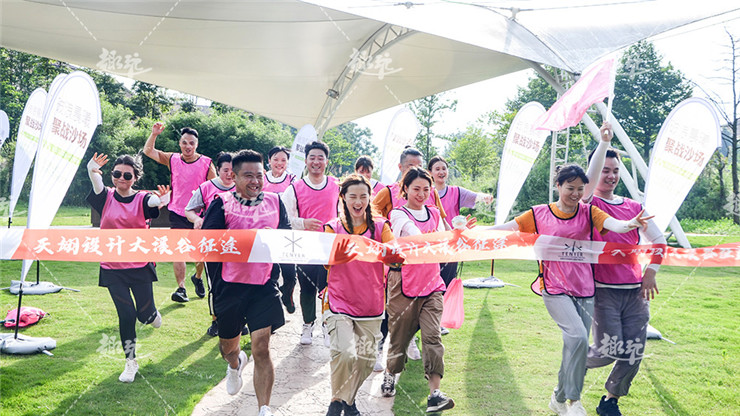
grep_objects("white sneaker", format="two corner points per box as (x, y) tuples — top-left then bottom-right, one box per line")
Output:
(566, 400), (587, 416)
(549, 392), (568, 415)
(322, 323), (331, 348)
(258, 405), (274, 416)
(226, 350), (247, 395)
(373, 348), (384, 372)
(407, 338), (421, 361)
(119, 358), (138, 383)
(300, 322), (314, 345)
(440, 326), (450, 335)
(150, 311), (162, 328)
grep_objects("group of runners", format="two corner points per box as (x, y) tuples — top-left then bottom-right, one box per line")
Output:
(87, 121), (662, 416)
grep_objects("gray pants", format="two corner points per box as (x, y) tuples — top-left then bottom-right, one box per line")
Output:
(587, 287), (650, 397)
(543, 293), (594, 402)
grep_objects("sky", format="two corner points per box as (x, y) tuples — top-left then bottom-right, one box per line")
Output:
(354, 12), (740, 153)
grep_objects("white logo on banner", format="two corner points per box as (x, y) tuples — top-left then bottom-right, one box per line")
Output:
(495, 102), (549, 225)
(287, 124), (317, 178)
(644, 97), (721, 232)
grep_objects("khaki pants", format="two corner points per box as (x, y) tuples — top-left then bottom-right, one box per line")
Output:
(385, 270), (445, 378)
(325, 314), (382, 404)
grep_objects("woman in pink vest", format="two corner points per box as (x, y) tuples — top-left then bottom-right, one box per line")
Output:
(322, 174), (398, 416)
(263, 146), (296, 193)
(263, 146), (298, 315)
(354, 155), (384, 197)
(492, 164), (652, 416)
(184, 152), (236, 336)
(427, 155), (493, 305)
(143, 122), (216, 304)
(86, 153), (169, 383)
(381, 166), (465, 414)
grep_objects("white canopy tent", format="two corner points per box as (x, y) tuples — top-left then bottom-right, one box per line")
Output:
(2, 0), (738, 133)
(2, 0), (738, 247)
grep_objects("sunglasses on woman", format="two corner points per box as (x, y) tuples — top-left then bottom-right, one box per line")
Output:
(112, 170), (134, 180)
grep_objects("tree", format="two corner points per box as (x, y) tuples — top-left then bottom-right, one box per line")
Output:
(127, 81), (173, 119)
(612, 41), (693, 161)
(703, 29), (740, 224)
(410, 93), (457, 159)
(321, 122), (377, 176)
(447, 126), (497, 179)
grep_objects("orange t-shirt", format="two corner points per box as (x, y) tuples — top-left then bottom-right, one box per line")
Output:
(514, 203), (610, 236)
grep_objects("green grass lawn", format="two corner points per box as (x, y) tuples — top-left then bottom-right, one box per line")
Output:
(392, 238), (740, 415)
(1, 209), (739, 415)
(7, 205), (92, 227)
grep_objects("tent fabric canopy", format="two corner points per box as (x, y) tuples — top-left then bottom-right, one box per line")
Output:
(2, 0), (738, 129)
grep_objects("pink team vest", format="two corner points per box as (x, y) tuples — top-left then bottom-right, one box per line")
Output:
(100, 189), (149, 270)
(371, 179), (384, 197)
(169, 153), (212, 217)
(532, 203), (595, 298)
(292, 176), (340, 224)
(396, 206), (446, 297)
(263, 172), (295, 193)
(591, 196), (643, 285)
(439, 185), (461, 228)
(221, 192), (280, 285)
(386, 182), (438, 218)
(325, 218), (387, 318)
(199, 179), (235, 214)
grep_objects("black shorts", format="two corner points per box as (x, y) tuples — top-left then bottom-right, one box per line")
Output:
(169, 211), (194, 229)
(213, 280), (285, 339)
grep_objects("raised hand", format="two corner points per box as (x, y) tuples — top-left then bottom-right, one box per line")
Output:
(600, 122), (613, 142)
(154, 185), (171, 207)
(151, 122), (165, 136)
(90, 152), (109, 175)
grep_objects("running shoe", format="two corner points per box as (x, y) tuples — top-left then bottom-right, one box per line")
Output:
(242, 325), (250, 336)
(426, 389), (455, 412)
(206, 321), (219, 337)
(407, 338), (421, 361)
(323, 323), (331, 348)
(119, 358), (138, 383)
(150, 310), (162, 328)
(300, 322), (314, 345)
(342, 400), (361, 416)
(191, 274), (206, 298)
(373, 348), (384, 372)
(596, 396), (622, 416)
(381, 371), (396, 397)
(440, 326), (450, 335)
(326, 401), (343, 416)
(171, 287), (189, 303)
(226, 350), (247, 395)
(258, 405), (274, 416)
(567, 400), (587, 416)
(549, 392), (569, 415)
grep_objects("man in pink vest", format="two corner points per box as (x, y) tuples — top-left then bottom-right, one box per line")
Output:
(143, 122), (216, 303)
(280, 140), (339, 347)
(202, 149), (289, 416)
(584, 123), (665, 416)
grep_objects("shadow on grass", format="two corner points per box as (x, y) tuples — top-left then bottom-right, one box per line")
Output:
(464, 291), (528, 415)
(48, 335), (221, 415)
(642, 362), (690, 416)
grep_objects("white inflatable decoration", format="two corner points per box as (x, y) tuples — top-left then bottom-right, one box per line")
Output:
(6, 281), (79, 295)
(0, 333), (56, 355)
(646, 324), (675, 344)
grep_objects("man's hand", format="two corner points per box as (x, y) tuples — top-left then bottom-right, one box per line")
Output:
(641, 268), (659, 300)
(151, 122), (165, 136)
(600, 122), (613, 142)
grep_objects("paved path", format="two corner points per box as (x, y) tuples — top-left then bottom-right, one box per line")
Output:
(192, 300), (395, 416)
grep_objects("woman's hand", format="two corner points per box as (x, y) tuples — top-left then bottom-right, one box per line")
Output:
(330, 238), (359, 265)
(154, 185), (171, 207)
(90, 152), (109, 174)
(628, 209), (655, 231)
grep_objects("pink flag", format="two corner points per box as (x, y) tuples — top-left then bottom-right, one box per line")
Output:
(536, 57), (616, 131)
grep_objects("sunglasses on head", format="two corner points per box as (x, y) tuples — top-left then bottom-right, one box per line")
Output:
(112, 170), (134, 180)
